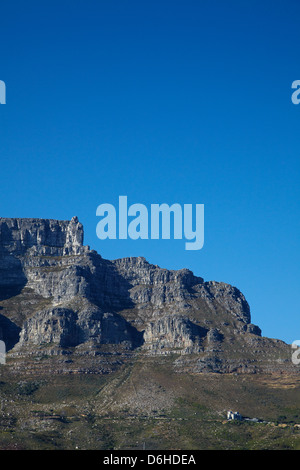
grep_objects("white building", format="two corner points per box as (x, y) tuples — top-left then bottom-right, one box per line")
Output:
(227, 410), (242, 421)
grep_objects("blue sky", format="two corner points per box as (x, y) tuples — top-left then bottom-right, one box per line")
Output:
(0, 0), (299, 343)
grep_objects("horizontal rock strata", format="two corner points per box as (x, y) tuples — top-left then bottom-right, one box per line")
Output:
(0, 217), (295, 374)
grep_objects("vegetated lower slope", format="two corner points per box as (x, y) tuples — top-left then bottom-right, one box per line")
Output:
(0, 354), (300, 450)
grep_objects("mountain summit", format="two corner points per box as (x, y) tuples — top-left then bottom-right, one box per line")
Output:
(0, 217), (294, 374)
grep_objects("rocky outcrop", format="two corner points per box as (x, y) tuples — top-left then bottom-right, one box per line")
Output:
(0, 216), (87, 257)
(0, 216), (294, 374)
(143, 315), (208, 354)
(17, 302), (143, 349)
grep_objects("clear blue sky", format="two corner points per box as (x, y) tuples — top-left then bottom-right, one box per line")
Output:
(0, 0), (299, 344)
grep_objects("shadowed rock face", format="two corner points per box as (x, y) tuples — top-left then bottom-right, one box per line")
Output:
(0, 313), (21, 351)
(0, 217), (293, 374)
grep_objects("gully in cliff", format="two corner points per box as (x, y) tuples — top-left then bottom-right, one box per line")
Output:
(96, 196), (204, 250)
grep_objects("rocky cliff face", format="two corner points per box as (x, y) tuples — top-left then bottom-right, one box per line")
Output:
(0, 216), (86, 257)
(0, 217), (294, 374)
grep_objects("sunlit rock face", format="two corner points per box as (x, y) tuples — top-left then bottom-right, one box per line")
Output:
(2, 216), (291, 377)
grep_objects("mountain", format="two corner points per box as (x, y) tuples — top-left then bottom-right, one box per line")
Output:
(0, 216), (294, 374)
(0, 216), (299, 451)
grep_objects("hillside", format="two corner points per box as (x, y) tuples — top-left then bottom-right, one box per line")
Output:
(0, 216), (299, 450)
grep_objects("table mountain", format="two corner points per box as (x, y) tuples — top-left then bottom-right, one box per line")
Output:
(0, 216), (295, 374)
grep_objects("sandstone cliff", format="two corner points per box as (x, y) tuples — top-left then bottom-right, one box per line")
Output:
(0, 217), (294, 374)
